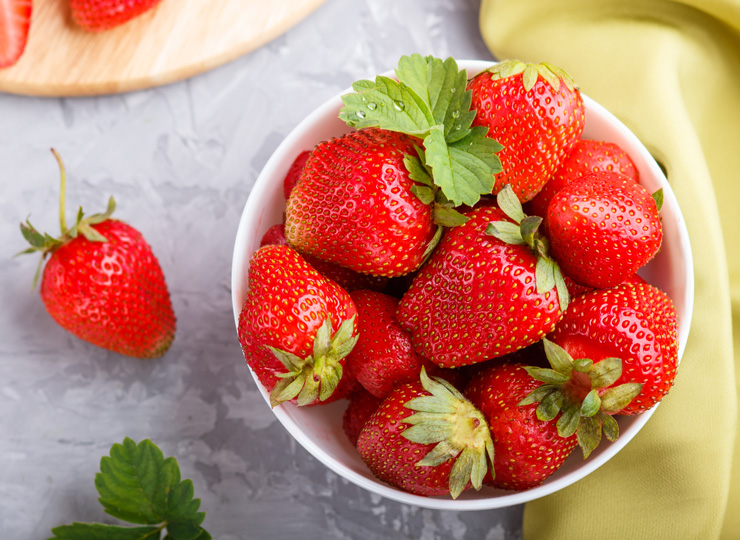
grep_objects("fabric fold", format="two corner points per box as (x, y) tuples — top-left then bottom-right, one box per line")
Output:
(478, 1), (739, 538)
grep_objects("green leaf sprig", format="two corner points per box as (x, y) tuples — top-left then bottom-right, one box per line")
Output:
(339, 54), (503, 224)
(49, 438), (210, 540)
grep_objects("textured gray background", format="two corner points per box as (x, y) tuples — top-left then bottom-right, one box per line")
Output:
(0, 1), (525, 538)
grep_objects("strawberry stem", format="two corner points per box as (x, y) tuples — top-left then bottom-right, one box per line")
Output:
(50, 148), (68, 237)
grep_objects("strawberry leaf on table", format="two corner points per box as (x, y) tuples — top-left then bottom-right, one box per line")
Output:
(339, 54), (503, 207)
(49, 438), (209, 540)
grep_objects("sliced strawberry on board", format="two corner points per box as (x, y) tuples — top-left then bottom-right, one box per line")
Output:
(70, 0), (164, 32)
(0, 0), (32, 68)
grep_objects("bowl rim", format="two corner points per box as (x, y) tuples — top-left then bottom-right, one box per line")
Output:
(230, 58), (695, 510)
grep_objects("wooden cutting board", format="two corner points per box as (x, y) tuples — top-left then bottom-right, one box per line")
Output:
(0, 0), (326, 96)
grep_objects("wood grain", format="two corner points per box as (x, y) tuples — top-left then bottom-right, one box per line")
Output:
(0, 0), (326, 96)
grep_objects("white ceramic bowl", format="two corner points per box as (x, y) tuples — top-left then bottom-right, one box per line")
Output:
(231, 60), (694, 510)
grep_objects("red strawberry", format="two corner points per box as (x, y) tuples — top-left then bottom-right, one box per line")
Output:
(396, 200), (565, 368)
(464, 362), (578, 490)
(70, 0), (164, 32)
(528, 139), (640, 218)
(545, 172), (663, 288)
(342, 386), (382, 447)
(284, 127), (438, 277)
(357, 368), (493, 498)
(259, 223), (289, 247)
(548, 280), (679, 415)
(346, 289), (434, 399)
(237, 244), (359, 407)
(0, 0), (32, 68)
(468, 60), (585, 202)
(260, 223), (388, 292)
(283, 150), (311, 200)
(19, 150), (175, 359)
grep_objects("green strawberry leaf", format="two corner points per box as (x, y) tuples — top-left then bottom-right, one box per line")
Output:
(424, 126), (502, 206)
(339, 54), (503, 207)
(95, 438), (205, 538)
(48, 523), (163, 540)
(433, 206), (470, 227)
(652, 188), (664, 212)
(50, 439), (209, 540)
(404, 153), (434, 187)
(339, 76), (433, 136)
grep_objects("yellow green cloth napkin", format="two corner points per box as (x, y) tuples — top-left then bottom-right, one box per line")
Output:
(479, 1), (740, 538)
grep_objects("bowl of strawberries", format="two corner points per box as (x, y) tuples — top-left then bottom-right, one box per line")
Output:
(231, 56), (693, 509)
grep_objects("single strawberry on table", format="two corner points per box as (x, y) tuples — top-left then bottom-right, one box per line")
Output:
(357, 367), (494, 499)
(545, 171), (663, 289)
(467, 59), (586, 202)
(19, 150), (176, 359)
(527, 138), (640, 218)
(0, 0), (32, 68)
(70, 0), (164, 32)
(237, 244), (359, 407)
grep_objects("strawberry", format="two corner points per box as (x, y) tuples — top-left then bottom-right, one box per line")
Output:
(547, 280), (679, 415)
(464, 361), (578, 490)
(467, 60), (585, 202)
(0, 0), (32, 68)
(346, 289), (435, 399)
(260, 223), (388, 292)
(545, 171), (663, 289)
(357, 368), (493, 498)
(396, 188), (567, 368)
(70, 0), (164, 32)
(284, 127), (438, 277)
(528, 139), (640, 218)
(237, 244), (359, 407)
(259, 223), (289, 248)
(19, 150), (175, 359)
(283, 150), (311, 200)
(342, 386), (382, 447)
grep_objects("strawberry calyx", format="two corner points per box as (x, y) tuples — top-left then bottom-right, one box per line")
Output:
(518, 338), (643, 458)
(18, 149), (116, 287)
(267, 315), (358, 408)
(401, 367), (494, 499)
(486, 184), (570, 311)
(485, 59), (577, 93)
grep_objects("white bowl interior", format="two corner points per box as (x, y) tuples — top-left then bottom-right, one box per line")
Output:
(230, 60), (694, 510)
